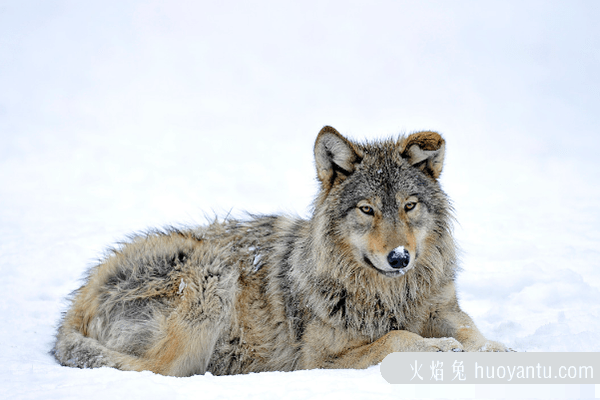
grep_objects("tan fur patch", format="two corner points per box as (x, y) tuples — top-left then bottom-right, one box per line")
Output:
(400, 131), (444, 153)
(149, 324), (184, 374)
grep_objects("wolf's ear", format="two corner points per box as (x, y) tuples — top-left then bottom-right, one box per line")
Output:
(314, 126), (361, 189)
(400, 131), (445, 179)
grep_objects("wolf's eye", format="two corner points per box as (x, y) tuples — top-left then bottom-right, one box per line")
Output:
(359, 205), (374, 215)
(404, 202), (417, 211)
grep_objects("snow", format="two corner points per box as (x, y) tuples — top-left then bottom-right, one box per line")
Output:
(1, 1), (599, 399)
(178, 278), (186, 295)
(253, 254), (263, 268)
(391, 246), (406, 257)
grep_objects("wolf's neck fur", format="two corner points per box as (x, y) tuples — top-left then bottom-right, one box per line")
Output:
(264, 208), (458, 342)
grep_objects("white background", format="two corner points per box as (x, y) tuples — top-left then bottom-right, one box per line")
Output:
(1, 1), (599, 398)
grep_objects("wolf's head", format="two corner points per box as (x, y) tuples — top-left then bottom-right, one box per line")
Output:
(312, 126), (452, 279)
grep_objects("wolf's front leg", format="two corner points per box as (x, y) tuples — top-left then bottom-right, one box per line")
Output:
(422, 283), (510, 352)
(301, 325), (463, 370)
(426, 309), (510, 352)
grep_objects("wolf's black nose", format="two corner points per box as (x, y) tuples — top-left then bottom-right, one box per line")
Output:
(387, 248), (410, 269)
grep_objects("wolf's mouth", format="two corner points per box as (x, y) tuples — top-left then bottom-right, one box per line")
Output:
(363, 255), (408, 277)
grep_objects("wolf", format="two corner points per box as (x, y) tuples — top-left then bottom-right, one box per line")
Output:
(52, 126), (509, 376)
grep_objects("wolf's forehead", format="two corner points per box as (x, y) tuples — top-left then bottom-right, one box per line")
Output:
(360, 154), (418, 188)
(347, 158), (423, 199)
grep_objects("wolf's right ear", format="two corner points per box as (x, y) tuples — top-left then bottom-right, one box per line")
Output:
(314, 126), (361, 190)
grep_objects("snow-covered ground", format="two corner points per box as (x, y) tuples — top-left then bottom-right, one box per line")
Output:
(1, 1), (599, 398)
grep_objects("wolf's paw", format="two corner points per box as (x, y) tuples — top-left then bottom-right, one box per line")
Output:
(421, 337), (464, 352)
(476, 340), (514, 352)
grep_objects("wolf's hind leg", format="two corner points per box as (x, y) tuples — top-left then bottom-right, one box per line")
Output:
(140, 312), (229, 376)
(53, 301), (231, 377)
(137, 257), (239, 376)
(53, 295), (233, 376)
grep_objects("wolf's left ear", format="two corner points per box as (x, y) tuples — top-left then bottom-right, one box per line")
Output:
(314, 126), (361, 190)
(400, 131), (446, 179)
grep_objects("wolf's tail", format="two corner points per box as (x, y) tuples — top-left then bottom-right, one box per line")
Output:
(52, 327), (146, 371)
